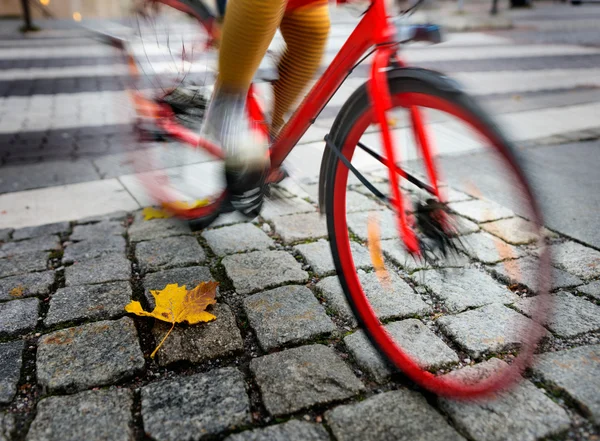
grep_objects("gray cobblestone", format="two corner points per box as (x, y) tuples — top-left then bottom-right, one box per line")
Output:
(414, 268), (516, 313)
(78, 211), (128, 225)
(45, 282), (132, 327)
(0, 340), (23, 404)
(152, 303), (243, 366)
(65, 253), (131, 286)
(345, 320), (458, 383)
(202, 223), (274, 257)
(532, 345), (600, 424)
(222, 250), (308, 294)
(382, 239), (469, 271)
(244, 285), (336, 351)
(71, 221), (125, 241)
(0, 270), (54, 301)
(440, 358), (571, 441)
(481, 217), (539, 245)
(251, 344), (364, 416)
(141, 367), (250, 441)
(449, 200), (514, 223)
(261, 198), (315, 221)
(12, 222), (70, 241)
(136, 236), (205, 274)
(316, 271), (430, 326)
(0, 412), (15, 441)
(345, 191), (383, 212)
(490, 256), (583, 292)
(26, 389), (134, 441)
(0, 251), (48, 278)
(0, 229), (12, 243)
(63, 236), (126, 263)
(579, 280), (600, 300)
(456, 232), (524, 264)
(144, 266), (215, 308)
(225, 420), (330, 441)
(552, 241), (600, 280)
(438, 303), (543, 358)
(0, 298), (39, 337)
(0, 235), (60, 256)
(326, 389), (465, 441)
(347, 210), (397, 241)
(271, 212), (327, 243)
(294, 239), (371, 276)
(129, 218), (191, 243)
(37, 317), (144, 393)
(515, 291), (600, 338)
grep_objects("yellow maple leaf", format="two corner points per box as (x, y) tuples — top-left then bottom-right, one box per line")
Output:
(142, 206), (173, 221)
(125, 282), (218, 357)
(162, 199), (210, 211)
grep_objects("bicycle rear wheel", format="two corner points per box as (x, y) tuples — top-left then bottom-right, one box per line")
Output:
(322, 68), (551, 398)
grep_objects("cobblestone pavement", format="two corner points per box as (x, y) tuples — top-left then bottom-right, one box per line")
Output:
(1, 175), (600, 441)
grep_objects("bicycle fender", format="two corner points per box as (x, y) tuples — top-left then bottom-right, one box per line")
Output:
(318, 67), (465, 214)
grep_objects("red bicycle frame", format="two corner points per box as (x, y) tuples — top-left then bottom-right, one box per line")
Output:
(144, 0), (441, 253)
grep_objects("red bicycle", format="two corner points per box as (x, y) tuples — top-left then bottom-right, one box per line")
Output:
(105, 0), (551, 398)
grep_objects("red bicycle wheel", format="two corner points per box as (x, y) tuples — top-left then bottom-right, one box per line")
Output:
(322, 68), (551, 398)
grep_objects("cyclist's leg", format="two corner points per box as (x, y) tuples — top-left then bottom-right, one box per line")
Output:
(271, 2), (330, 136)
(204, 0), (285, 216)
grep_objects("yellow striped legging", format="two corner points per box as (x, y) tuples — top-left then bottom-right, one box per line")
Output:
(217, 0), (331, 136)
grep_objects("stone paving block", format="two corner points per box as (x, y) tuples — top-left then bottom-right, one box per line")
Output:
(532, 345), (600, 424)
(294, 239), (371, 276)
(414, 268), (516, 313)
(71, 220), (125, 241)
(202, 223), (274, 257)
(26, 389), (134, 441)
(438, 303), (543, 358)
(78, 211), (128, 224)
(136, 236), (205, 274)
(490, 256), (583, 292)
(444, 187), (472, 203)
(0, 340), (24, 404)
(0, 412), (15, 441)
(515, 291), (600, 338)
(579, 280), (600, 300)
(439, 359), (570, 441)
(0, 229), (12, 243)
(0, 251), (48, 278)
(222, 250), (308, 295)
(63, 236), (126, 263)
(326, 389), (465, 441)
(129, 218), (191, 243)
(261, 198), (315, 221)
(481, 217), (539, 245)
(225, 420), (330, 441)
(271, 212), (327, 243)
(0, 298), (39, 337)
(345, 191), (383, 212)
(449, 199), (514, 223)
(12, 221), (70, 240)
(552, 241), (600, 280)
(382, 239), (469, 272)
(141, 367), (250, 441)
(0, 270), (54, 301)
(0, 235), (60, 257)
(455, 232), (524, 264)
(45, 282), (132, 327)
(143, 266), (215, 308)
(316, 271), (430, 326)
(207, 212), (252, 228)
(347, 210), (397, 241)
(251, 344), (364, 416)
(37, 317), (144, 393)
(345, 320), (458, 383)
(243, 285), (336, 351)
(152, 303), (243, 366)
(452, 216), (480, 235)
(65, 253), (131, 286)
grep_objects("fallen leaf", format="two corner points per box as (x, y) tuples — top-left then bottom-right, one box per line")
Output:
(9, 286), (25, 297)
(125, 281), (219, 357)
(142, 206), (173, 221)
(162, 199), (210, 211)
(367, 213), (391, 290)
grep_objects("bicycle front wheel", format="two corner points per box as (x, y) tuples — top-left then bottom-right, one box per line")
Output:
(322, 68), (551, 398)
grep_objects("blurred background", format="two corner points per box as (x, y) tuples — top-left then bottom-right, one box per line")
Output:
(0, 0), (599, 248)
